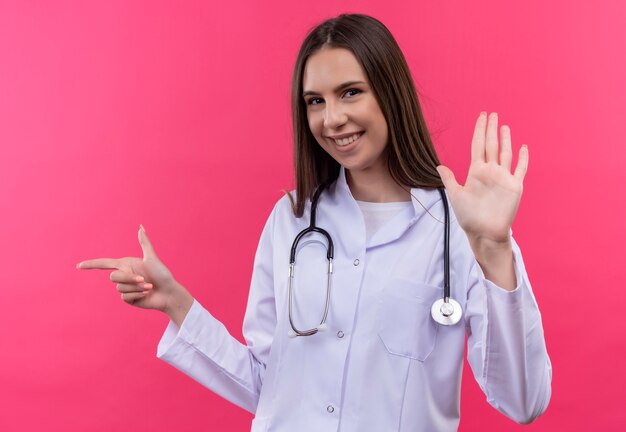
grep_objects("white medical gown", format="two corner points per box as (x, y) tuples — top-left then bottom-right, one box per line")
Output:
(157, 168), (552, 431)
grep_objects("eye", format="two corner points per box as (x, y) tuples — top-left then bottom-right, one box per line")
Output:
(343, 88), (361, 97)
(306, 97), (323, 106)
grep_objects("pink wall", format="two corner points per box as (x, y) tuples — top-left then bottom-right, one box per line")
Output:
(1, 0), (624, 430)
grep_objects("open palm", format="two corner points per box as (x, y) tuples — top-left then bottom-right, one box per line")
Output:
(437, 112), (528, 244)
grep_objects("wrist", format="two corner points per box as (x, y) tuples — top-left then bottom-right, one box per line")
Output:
(468, 236), (513, 263)
(163, 281), (194, 327)
(468, 237), (517, 291)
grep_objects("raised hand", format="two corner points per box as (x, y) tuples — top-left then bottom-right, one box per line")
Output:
(436, 112), (528, 245)
(77, 225), (183, 313)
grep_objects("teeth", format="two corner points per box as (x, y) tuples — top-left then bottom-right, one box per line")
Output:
(333, 132), (362, 146)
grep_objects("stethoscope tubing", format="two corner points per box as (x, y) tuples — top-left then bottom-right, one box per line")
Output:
(439, 187), (451, 302)
(288, 182), (462, 337)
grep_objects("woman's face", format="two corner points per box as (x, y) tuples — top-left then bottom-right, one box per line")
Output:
(302, 47), (389, 176)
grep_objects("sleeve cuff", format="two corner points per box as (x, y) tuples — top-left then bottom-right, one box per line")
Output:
(157, 299), (204, 358)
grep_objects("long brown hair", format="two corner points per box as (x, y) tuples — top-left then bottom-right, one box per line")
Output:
(291, 13), (443, 217)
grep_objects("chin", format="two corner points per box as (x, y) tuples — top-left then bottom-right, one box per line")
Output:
(339, 161), (375, 173)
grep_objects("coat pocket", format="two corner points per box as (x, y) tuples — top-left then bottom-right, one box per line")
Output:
(378, 278), (441, 361)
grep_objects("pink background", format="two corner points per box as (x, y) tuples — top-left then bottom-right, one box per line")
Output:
(1, 0), (624, 430)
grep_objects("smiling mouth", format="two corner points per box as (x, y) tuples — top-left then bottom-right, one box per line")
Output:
(330, 131), (364, 146)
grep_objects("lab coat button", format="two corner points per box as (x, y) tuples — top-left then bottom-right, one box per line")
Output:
(327, 405), (335, 413)
(353, 259), (360, 266)
(337, 331), (344, 338)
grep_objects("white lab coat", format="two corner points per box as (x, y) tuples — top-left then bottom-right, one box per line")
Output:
(157, 168), (552, 431)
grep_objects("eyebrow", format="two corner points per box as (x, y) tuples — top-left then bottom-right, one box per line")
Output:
(302, 80), (366, 97)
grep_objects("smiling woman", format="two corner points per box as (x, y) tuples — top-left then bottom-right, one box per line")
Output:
(77, 13), (550, 432)
(303, 48), (392, 196)
(290, 14), (443, 217)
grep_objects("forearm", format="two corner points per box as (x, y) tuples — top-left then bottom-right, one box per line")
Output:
(478, 279), (552, 423)
(157, 300), (265, 413)
(466, 239), (552, 424)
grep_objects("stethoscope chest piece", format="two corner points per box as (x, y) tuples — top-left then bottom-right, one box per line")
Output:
(431, 298), (462, 326)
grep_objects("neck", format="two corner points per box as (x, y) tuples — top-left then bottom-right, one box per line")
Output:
(345, 166), (410, 202)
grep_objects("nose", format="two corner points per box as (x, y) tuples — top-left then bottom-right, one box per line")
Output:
(323, 101), (348, 130)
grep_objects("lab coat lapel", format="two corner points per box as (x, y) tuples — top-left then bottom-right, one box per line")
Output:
(320, 167), (444, 250)
(322, 168), (367, 258)
(366, 187), (441, 248)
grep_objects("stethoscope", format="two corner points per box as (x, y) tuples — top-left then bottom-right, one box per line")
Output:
(287, 183), (462, 338)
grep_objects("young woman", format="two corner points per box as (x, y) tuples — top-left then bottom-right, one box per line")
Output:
(77, 14), (551, 431)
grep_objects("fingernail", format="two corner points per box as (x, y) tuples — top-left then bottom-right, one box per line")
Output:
(135, 276), (144, 282)
(140, 224), (146, 233)
(480, 111), (486, 117)
(142, 290), (149, 295)
(143, 283), (153, 289)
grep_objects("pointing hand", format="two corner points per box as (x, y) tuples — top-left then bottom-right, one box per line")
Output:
(77, 225), (177, 311)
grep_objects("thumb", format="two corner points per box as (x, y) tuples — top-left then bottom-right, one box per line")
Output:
(436, 165), (461, 195)
(138, 224), (157, 259)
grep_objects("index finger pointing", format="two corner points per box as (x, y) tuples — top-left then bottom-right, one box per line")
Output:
(76, 258), (122, 270)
